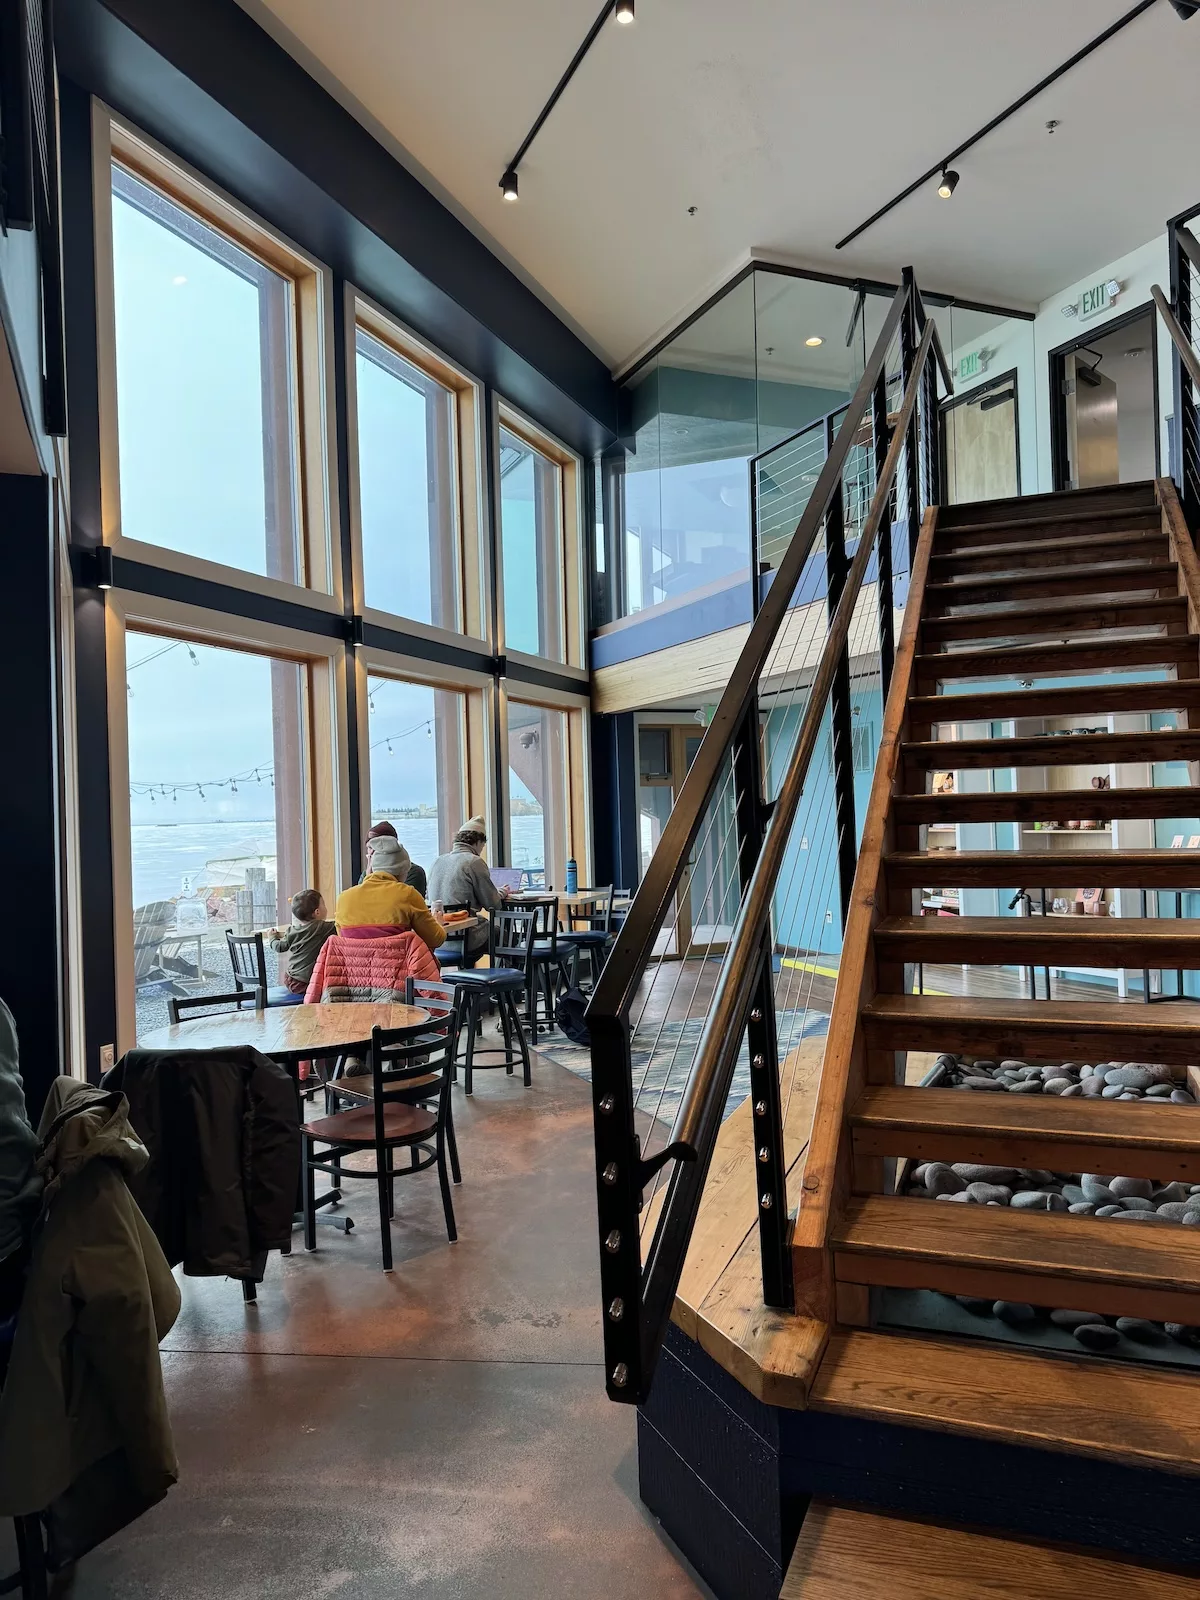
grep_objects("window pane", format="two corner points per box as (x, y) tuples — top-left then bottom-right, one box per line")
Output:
(508, 700), (568, 889)
(500, 428), (563, 661)
(356, 332), (460, 629)
(111, 166), (301, 583)
(366, 676), (465, 878)
(126, 634), (309, 1040)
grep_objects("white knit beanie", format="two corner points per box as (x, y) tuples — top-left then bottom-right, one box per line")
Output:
(367, 837), (412, 878)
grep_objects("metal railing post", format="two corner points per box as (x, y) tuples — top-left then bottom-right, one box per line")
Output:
(1172, 222), (1200, 526)
(731, 705), (793, 1309)
(900, 270), (921, 564)
(872, 371), (895, 694)
(824, 420), (858, 926)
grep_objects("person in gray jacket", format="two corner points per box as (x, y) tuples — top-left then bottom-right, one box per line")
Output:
(428, 824), (509, 961)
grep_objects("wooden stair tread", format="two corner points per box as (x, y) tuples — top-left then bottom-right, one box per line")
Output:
(915, 634), (1199, 683)
(876, 912), (1200, 965)
(850, 1085), (1200, 1180)
(929, 529), (1167, 575)
(903, 729), (1200, 772)
(907, 679), (1200, 730)
(922, 595), (1185, 644)
(782, 1501), (1200, 1598)
(886, 849), (1200, 890)
(925, 561), (1178, 609)
(937, 482), (1156, 526)
(862, 992), (1200, 1065)
(894, 785), (1200, 824)
(934, 507), (1163, 551)
(832, 1193), (1200, 1306)
(810, 1330), (1200, 1477)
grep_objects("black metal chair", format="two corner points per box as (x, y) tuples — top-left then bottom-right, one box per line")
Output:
(440, 908), (534, 1094)
(301, 1016), (459, 1270)
(557, 886), (615, 991)
(167, 987), (263, 1023)
(524, 895), (563, 1036)
(227, 929), (305, 1007)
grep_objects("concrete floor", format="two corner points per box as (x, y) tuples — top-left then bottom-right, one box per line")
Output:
(32, 1047), (714, 1599)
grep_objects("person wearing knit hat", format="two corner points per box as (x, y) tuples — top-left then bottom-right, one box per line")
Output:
(427, 818), (506, 962)
(361, 820), (427, 898)
(336, 836), (443, 952)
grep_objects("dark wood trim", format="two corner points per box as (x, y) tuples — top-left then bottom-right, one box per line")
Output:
(1048, 299), (1160, 493)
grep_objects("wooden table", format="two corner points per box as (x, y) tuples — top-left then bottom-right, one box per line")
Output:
(507, 890), (632, 913)
(138, 1001), (432, 1064)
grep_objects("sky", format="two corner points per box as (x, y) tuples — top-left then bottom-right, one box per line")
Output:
(113, 167), (543, 823)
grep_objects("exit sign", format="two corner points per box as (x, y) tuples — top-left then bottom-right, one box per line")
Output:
(957, 348), (991, 382)
(1077, 279), (1120, 321)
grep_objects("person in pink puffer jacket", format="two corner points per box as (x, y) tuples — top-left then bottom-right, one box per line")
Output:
(303, 927), (439, 1005)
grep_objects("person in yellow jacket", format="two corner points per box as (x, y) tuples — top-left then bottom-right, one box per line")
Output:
(334, 835), (445, 952)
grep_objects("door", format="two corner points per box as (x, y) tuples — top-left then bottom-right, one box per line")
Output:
(1051, 305), (1158, 491)
(941, 370), (1020, 504)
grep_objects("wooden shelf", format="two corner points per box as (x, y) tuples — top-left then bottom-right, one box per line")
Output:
(1021, 826), (1112, 835)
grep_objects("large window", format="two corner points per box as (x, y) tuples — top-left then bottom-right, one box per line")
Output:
(507, 700), (569, 889)
(499, 427), (565, 661)
(125, 632), (312, 1039)
(356, 331), (460, 630)
(365, 674), (467, 874)
(110, 166), (305, 583)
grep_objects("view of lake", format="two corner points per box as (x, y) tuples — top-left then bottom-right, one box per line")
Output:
(131, 815), (547, 905)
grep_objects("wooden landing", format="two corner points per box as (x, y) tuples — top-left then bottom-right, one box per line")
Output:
(667, 1035), (828, 1407)
(781, 1502), (1200, 1599)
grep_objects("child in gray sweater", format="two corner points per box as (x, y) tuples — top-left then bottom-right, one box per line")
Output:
(270, 889), (336, 994)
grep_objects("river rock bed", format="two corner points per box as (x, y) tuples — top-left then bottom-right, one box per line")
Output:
(905, 1053), (1200, 1354)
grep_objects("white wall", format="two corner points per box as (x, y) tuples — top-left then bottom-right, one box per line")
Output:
(1031, 234), (1174, 493)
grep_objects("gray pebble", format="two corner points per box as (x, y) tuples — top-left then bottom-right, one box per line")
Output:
(1154, 1203), (1193, 1222)
(1094, 1205), (1123, 1217)
(911, 1165), (930, 1186)
(951, 1164), (1021, 1185)
(1082, 1175), (1116, 1204)
(1115, 1317), (1165, 1343)
(993, 1301), (1037, 1325)
(1043, 1078), (1074, 1095)
(1153, 1183), (1189, 1205)
(936, 1192), (972, 1202)
(1060, 1084), (1084, 1097)
(1184, 1212), (1200, 1226)
(1118, 1092), (1143, 1101)
(999, 1060), (1027, 1072)
(1061, 1184), (1086, 1205)
(1011, 1190), (1068, 1212)
(1110, 1176), (1154, 1200)
(1146, 1084), (1174, 1098)
(1105, 1066), (1154, 1091)
(1080, 1078), (1105, 1097)
(1050, 1309), (1107, 1329)
(1166, 1323), (1200, 1344)
(962, 1077), (1006, 1091)
(1141, 1064), (1178, 1086)
(1074, 1322), (1120, 1351)
(1118, 1196), (1156, 1212)
(1010, 1080), (1044, 1094)
(966, 1182), (1014, 1205)
(1079, 1065), (1095, 1078)
(1068, 1202), (1097, 1215)
(970, 1060), (998, 1073)
(1102, 1085), (1127, 1099)
(1022, 1170), (1059, 1186)
(954, 1295), (993, 1315)
(924, 1163), (966, 1197)
(1171, 1090), (1197, 1104)
(1109, 1209), (1169, 1223)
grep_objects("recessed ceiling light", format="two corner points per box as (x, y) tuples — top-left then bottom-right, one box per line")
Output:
(172, 275), (188, 286)
(805, 336), (823, 347)
(937, 168), (960, 199)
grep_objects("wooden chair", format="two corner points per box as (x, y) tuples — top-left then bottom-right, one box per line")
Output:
(440, 908), (534, 1093)
(301, 1017), (459, 1270)
(557, 886), (615, 991)
(167, 987), (263, 1023)
(226, 929), (305, 1007)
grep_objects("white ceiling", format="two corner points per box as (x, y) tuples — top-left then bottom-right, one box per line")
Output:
(236, 0), (1200, 373)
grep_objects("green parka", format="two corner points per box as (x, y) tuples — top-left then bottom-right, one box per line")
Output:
(0, 1077), (180, 1550)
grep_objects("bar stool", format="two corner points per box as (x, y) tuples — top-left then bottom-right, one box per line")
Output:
(440, 907), (535, 1094)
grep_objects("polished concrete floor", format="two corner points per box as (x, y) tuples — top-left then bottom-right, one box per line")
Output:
(37, 1046), (714, 1599)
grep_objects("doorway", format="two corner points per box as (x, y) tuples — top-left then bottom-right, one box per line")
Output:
(1050, 304), (1159, 491)
(940, 369), (1021, 505)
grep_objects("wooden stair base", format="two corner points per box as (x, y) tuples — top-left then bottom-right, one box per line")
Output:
(886, 849), (1200, 892)
(875, 912), (1200, 968)
(832, 1194), (1200, 1324)
(894, 785), (1200, 826)
(913, 634), (1200, 689)
(901, 728), (1200, 773)
(906, 678), (1200, 732)
(850, 1085), (1200, 1181)
(782, 1501), (1200, 1598)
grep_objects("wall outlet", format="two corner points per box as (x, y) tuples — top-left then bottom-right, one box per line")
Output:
(99, 1043), (115, 1074)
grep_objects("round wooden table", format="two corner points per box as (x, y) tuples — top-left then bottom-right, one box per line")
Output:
(138, 1001), (431, 1064)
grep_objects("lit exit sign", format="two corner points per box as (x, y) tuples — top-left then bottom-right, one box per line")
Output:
(1077, 279), (1121, 321)
(957, 348), (991, 382)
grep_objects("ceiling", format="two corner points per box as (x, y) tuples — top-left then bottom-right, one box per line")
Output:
(236, 0), (1200, 373)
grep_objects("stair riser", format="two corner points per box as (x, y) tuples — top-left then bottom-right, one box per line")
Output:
(878, 927), (1200, 967)
(937, 486), (1157, 530)
(863, 1013), (1200, 1067)
(922, 599), (1186, 646)
(913, 639), (1199, 691)
(926, 568), (1179, 611)
(930, 535), (1168, 577)
(895, 788), (1200, 825)
(935, 511), (1163, 552)
(903, 734), (1200, 775)
(850, 1130), (1200, 1185)
(833, 1252), (1200, 1326)
(907, 682), (1200, 735)
(885, 858), (1200, 893)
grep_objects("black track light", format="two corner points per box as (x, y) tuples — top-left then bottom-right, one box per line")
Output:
(615, 0), (635, 19)
(500, 168), (519, 202)
(1169, 0), (1199, 18)
(937, 168), (960, 199)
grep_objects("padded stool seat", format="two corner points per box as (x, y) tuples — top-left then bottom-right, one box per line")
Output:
(440, 967), (531, 1093)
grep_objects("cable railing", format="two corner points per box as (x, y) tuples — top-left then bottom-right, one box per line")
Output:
(1154, 208), (1200, 526)
(587, 271), (952, 1403)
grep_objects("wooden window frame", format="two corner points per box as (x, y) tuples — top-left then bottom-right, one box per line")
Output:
(499, 684), (592, 886)
(93, 105), (339, 610)
(496, 401), (586, 673)
(104, 588), (352, 1053)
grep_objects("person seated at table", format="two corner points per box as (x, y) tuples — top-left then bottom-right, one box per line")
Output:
(335, 836), (444, 953)
(304, 925), (440, 1009)
(428, 821), (508, 963)
(362, 820), (428, 898)
(269, 889), (337, 995)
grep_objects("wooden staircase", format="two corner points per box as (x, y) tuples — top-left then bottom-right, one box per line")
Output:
(793, 477), (1200, 1459)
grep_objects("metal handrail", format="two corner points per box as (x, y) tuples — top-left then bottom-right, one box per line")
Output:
(588, 283), (910, 1026)
(749, 401), (850, 472)
(1176, 222), (1200, 279)
(1153, 284), (1200, 393)
(910, 280), (956, 395)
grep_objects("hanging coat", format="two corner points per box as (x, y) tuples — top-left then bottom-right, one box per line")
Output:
(104, 1045), (300, 1280)
(0, 1078), (180, 1562)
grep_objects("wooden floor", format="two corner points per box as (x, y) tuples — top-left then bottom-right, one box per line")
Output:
(782, 1503), (1200, 1599)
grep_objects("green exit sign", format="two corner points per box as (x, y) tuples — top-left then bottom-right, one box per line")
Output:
(1077, 279), (1120, 321)
(957, 348), (990, 382)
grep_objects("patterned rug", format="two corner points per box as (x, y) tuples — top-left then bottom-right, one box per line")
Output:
(536, 1008), (830, 1129)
